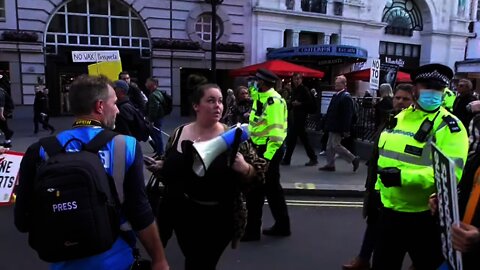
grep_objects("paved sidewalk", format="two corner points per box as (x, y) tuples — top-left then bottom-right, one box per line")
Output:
(8, 106), (368, 197)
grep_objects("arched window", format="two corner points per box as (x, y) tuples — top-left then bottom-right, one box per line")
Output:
(45, 0), (149, 55)
(194, 13), (223, 42)
(382, 0), (423, 36)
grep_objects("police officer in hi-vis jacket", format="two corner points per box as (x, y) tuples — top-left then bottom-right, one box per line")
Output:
(373, 64), (469, 270)
(242, 68), (290, 241)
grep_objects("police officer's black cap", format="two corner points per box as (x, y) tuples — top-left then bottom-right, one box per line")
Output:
(255, 68), (279, 84)
(410, 64), (453, 86)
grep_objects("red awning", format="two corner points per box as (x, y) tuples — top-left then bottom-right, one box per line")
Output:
(344, 68), (411, 83)
(230, 60), (325, 78)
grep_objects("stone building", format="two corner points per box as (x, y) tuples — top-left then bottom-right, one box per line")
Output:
(0, 0), (251, 115)
(252, 0), (475, 83)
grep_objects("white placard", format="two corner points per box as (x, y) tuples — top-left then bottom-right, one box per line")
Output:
(72, 50), (121, 63)
(370, 58), (380, 90)
(0, 151), (24, 205)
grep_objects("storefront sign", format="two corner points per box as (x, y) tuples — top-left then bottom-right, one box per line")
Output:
(432, 143), (463, 270)
(71, 50), (121, 63)
(380, 55), (419, 70)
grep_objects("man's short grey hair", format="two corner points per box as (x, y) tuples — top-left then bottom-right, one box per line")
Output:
(379, 83), (393, 98)
(69, 75), (111, 116)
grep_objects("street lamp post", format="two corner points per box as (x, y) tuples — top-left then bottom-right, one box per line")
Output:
(205, 0), (223, 83)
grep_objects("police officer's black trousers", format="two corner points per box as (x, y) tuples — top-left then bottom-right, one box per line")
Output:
(245, 145), (290, 233)
(283, 116), (317, 162)
(372, 208), (443, 270)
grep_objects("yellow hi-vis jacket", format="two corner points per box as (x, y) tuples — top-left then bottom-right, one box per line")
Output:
(248, 87), (288, 160)
(375, 106), (468, 213)
(443, 87), (456, 111)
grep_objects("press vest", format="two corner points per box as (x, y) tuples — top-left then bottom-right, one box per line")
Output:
(248, 87), (288, 160)
(44, 126), (137, 270)
(375, 106), (468, 212)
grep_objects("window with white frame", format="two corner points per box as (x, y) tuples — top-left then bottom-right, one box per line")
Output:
(195, 13), (222, 42)
(45, 0), (149, 55)
(0, 0), (5, 21)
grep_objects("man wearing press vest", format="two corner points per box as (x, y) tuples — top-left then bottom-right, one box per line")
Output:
(14, 75), (169, 270)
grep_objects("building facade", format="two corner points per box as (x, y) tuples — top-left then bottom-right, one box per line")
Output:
(252, 0), (474, 84)
(0, 0), (251, 115)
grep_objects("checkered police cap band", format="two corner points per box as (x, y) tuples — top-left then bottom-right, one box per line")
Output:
(415, 69), (450, 85)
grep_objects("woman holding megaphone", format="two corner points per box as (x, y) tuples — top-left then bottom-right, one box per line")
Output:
(146, 83), (266, 270)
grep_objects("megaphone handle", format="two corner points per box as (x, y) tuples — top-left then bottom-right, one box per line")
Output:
(229, 128), (243, 167)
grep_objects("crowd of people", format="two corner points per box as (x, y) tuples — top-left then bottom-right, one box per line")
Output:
(9, 63), (480, 270)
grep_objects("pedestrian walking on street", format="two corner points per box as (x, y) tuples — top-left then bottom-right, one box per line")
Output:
(223, 86), (252, 126)
(342, 83), (413, 270)
(0, 78), (14, 148)
(373, 64), (469, 270)
(146, 78), (168, 156)
(242, 68), (291, 241)
(319, 75), (360, 172)
(119, 71), (148, 113)
(452, 78), (477, 131)
(374, 83), (394, 129)
(33, 84), (55, 135)
(113, 80), (149, 141)
(146, 83), (265, 269)
(281, 73), (318, 166)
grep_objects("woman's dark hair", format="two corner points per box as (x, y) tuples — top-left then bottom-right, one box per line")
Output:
(191, 83), (221, 105)
(186, 74), (208, 92)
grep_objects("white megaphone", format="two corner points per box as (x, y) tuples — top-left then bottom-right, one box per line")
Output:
(192, 123), (249, 177)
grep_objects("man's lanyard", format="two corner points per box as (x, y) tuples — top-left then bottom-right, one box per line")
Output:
(72, 119), (103, 128)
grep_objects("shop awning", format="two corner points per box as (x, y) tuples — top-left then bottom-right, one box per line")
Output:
(267, 45), (368, 65)
(229, 59), (324, 78)
(344, 68), (412, 83)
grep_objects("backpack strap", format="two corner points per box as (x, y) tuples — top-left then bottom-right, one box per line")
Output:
(84, 129), (126, 203)
(39, 136), (64, 158)
(84, 129), (118, 152)
(112, 135), (126, 203)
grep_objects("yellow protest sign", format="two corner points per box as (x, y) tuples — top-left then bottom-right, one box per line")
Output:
(88, 61), (123, 81)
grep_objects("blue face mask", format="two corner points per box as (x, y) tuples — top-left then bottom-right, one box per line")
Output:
(417, 89), (443, 111)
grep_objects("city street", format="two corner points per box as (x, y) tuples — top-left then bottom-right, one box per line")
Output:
(2, 196), (369, 270)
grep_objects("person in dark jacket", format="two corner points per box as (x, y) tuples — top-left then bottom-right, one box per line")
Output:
(319, 75), (360, 172)
(342, 83), (413, 270)
(453, 78), (477, 131)
(223, 86), (252, 126)
(33, 86), (55, 134)
(119, 71), (147, 113)
(113, 80), (148, 141)
(374, 83), (394, 129)
(282, 73), (318, 166)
